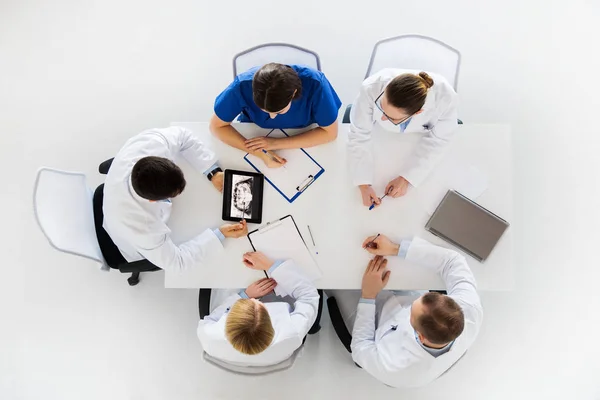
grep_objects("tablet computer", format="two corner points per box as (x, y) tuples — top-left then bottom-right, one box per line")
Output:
(425, 190), (509, 262)
(222, 169), (264, 224)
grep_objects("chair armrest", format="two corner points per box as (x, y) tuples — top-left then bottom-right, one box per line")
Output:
(342, 104), (352, 124)
(198, 289), (212, 319)
(98, 158), (115, 174)
(326, 297), (352, 353)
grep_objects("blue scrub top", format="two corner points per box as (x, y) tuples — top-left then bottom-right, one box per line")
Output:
(214, 65), (342, 129)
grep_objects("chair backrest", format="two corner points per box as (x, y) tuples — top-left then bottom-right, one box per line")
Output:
(233, 43), (321, 77)
(365, 35), (461, 91)
(203, 348), (299, 375)
(33, 168), (105, 265)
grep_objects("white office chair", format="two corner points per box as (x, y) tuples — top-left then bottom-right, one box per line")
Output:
(203, 350), (300, 375)
(232, 43), (321, 77)
(365, 34), (461, 90)
(33, 167), (107, 269)
(343, 35), (462, 123)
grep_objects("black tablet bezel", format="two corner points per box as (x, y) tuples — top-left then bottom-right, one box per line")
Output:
(222, 169), (264, 224)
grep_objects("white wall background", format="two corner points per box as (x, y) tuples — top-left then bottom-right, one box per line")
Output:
(2, 0), (600, 399)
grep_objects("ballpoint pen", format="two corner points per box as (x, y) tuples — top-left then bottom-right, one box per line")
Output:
(364, 233), (381, 249)
(369, 186), (393, 210)
(307, 225), (319, 255)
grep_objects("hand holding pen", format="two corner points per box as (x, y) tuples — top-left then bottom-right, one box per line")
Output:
(261, 149), (287, 169)
(368, 186), (393, 210)
(362, 234), (400, 256)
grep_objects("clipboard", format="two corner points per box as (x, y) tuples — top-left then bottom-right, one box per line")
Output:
(244, 129), (325, 203)
(247, 215), (322, 284)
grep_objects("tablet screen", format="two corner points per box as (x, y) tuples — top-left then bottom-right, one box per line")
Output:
(222, 169), (264, 224)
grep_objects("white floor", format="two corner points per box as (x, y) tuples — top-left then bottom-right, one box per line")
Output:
(2, 0), (600, 399)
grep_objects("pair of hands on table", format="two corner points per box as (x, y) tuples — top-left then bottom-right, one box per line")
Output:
(242, 251), (278, 298)
(359, 176), (410, 208)
(240, 236), (399, 300)
(244, 136), (287, 169)
(360, 234), (400, 299)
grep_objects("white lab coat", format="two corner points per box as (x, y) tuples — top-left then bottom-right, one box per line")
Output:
(347, 69), (459, 187)
(351, 237), (483, 388)
(103, 126), (223, 272)
(197, 260), (319, 367)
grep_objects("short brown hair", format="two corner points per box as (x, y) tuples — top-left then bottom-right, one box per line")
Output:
(131, 156), (186, 201)
(225, 299), (275, 355)
(415, 292), (464, 345)
(385, 71), (434, 115)
(252, 63), (302, 112)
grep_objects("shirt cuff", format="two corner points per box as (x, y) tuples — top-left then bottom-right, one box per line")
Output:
(359, 298), (376, 305)
(397, 240), (412, 258)
(238, 290), (249, 299)
(267, 260), (284, 275)
(212, 228), (226, 243)
(203, 163), (220, 176)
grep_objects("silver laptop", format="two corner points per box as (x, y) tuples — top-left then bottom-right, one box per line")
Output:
(425, 190), (509, 262)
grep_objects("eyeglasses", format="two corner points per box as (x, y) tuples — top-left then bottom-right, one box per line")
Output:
(374, 92), (412, 126)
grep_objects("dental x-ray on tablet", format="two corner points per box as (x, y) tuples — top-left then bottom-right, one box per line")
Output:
(222, 169), (264, 224)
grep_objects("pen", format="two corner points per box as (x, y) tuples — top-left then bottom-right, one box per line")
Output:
(307, 225), (319, 255)
(369, 186), (393, 210)
(364, 233), (380, 249)
(262, 149), (287, 169)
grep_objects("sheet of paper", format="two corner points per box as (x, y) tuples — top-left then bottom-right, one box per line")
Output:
(244, 130), (322, 202)
(422, 163), (489, 215)
(248, 216), (321, 296)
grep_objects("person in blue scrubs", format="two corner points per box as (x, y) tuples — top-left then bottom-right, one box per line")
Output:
(209, 63), (342, 168)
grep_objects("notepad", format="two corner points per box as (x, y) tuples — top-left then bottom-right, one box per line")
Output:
(244, 130), (324, 203)
(247, 215), (322, 294)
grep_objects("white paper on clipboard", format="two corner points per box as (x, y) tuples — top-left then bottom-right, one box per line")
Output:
(248, 216), (321, 295)
(245, 131), (323, 202)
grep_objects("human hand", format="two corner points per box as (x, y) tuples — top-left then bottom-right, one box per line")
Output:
(362, 234), (400, 256)
(210, 171), (224, 193)
(245, 136), (279, 151)
(219, 220), (248, 239)
(242, 251), (274, 271)
(359, 185), (381, 208)
(245, 277), (277, 298)
(259, 150), (287, 169)
(385, 176), (410, 198)
(361, 256), (391, 299)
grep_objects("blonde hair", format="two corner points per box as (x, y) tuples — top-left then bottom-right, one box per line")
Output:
(225, 299), (275, 355)
(385, 71), (434, 115)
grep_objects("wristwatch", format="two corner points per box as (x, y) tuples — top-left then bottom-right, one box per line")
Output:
(207, 167), (223, 182)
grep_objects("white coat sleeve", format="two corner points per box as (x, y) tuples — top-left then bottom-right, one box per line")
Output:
(398, 97), (458, 187)
(270, 260), (319, 338)
(148, 126), (218, 174)
(200, 293), (242, 324)
(405, 237), (483, 326)
(347, 84), (377, 186)
(351, 302), (389, 374)
(137, 228), (224, 272)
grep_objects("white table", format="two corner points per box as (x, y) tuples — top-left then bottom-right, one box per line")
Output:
(165, 122), (513, 291)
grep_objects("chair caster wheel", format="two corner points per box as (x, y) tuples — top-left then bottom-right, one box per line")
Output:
(128, 276), (140, 286)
